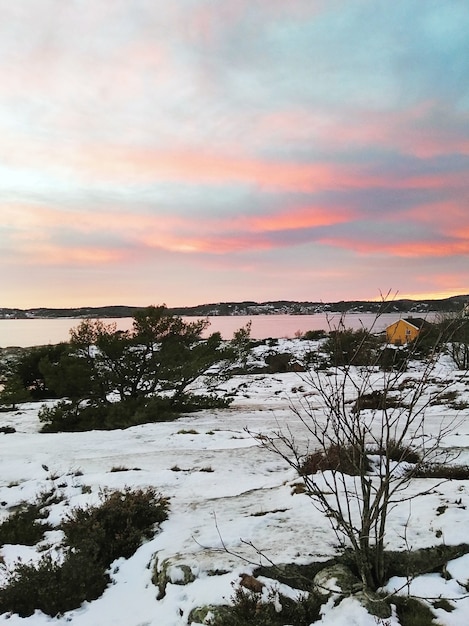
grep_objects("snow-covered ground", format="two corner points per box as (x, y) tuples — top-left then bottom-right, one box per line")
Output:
(1, 339), (469, 625)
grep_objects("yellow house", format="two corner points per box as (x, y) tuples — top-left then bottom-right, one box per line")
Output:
(385, 318), (428, 345)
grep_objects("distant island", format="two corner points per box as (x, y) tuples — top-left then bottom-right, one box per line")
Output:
(1, 295), (468, 320)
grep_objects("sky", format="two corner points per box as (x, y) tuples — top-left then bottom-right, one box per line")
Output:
(1, 0), (469, 309)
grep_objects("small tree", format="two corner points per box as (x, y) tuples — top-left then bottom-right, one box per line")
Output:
(255, 314), (461, 590)
(231, 321), (253, 369)
(434, 313), (469, 370)
(0, 375), (30, 410)
(37, 305), (239, 430)
(0, 344), (70, 402)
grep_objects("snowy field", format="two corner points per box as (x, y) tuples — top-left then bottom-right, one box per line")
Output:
(1, 339), (469, 625)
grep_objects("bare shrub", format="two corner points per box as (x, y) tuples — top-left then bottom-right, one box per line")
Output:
(253, 302), (463, 590)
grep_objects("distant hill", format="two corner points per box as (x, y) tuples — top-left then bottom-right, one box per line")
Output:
(1, 295), (468, 319)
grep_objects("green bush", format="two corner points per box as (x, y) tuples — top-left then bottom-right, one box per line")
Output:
(62, 488), (169, 567)
(322, 328), (381, 367)
(208, 585), (323, 626)
(352, 390), (403, 413)
(391, 595), (438, 626)
(0, 488), (169, 618)
(302, 329), (327, 341)
(0, 551), (109, 618)
(0, 495), (54, 546)
(39, 393), (232, 433)
(377, 346), (410, 371)
(410, 463), (469, 480)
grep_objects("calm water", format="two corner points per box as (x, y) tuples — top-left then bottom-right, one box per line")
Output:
(0, 313), (434, 348)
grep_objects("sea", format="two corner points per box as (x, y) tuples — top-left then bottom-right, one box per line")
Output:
(0, 312), (438, 348)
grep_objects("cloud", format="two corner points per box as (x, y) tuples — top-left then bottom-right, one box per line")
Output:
(1, 0), (468, 306)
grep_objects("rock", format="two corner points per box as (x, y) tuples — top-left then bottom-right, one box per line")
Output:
(188, 605), (229, 625)
(152, 557), (196, 599)
(313, 564), (362, 595)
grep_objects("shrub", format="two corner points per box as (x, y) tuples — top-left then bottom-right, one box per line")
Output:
(39, 393), (232, 433)
(299, 444), (371, 476)
(322, 328), (381, 367)
(409, 463), (469, 480)
(352, 390), (402, 413)
(0, 501), (52, 546)
(208, 585), (323, 626)
(61, 488), (169, 567)
(302, 329), (327, 341)
(430, 390), (459, 406)
(0, 551), (109, 618)
(367, 439), (421, 464)
(0, 488), (169, 618)
(391, 595), (438, 626)
(377, 346), (410, 371)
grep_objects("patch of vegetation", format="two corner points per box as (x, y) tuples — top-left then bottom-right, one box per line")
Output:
(432, 598), (455, 612)
(264, 352), (296, 373)
(3, 305), (243, 431)
(322, 328), (381, 367)
(449, 399), (469, 411)
(62, 488), (169, 567)
(0, 491), (61, 546)
(391, 595), (438, 626)
(352, 390), (403, 413)
(377, 346), (410, 371)
(0, 488), (169, 618)
(250, 508), (288, 517)
(299, 444), (371, 476)
(430, 390), (459, 405)
(0, 426), (15, 434)
(199, 584), (324, 626)
(367, 439), (421, 464)
(39, 392), (232, 433)
(302, 329), (327, 341)
(0, 551), (109, 618)
(409, 463), (469, 480)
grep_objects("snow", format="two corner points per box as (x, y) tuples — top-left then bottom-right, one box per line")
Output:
(0, 339), (469, 625)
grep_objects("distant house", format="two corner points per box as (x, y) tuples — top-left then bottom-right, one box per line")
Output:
(385, 317), (430, 345)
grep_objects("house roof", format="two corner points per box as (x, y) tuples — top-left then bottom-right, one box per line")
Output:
(402, 317), (432, 329)
(385, 317), (432, 331)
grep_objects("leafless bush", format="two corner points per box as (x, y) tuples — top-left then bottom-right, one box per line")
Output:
(253, 301), (464, 590)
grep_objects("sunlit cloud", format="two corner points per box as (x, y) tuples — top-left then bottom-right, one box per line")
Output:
(1, 0), (468, 307)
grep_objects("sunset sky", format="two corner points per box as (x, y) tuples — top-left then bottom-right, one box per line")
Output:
(1, 1), (469, 308)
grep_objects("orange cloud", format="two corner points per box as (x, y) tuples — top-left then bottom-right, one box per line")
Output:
(237, 205), (351, 232)
(321, 235), (469, 259)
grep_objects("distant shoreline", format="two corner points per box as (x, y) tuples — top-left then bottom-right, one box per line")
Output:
(1, 295), (468, 320)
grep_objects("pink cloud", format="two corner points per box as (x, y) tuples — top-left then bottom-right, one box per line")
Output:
(254, 102), (469, 159)
(320, 234), (469, 259)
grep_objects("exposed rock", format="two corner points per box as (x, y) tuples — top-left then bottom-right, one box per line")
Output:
(385, 543), (469, 579)
(313, 563), (362, 595)
(152, 557), (196, 599)
(188, 604), (228, 625)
